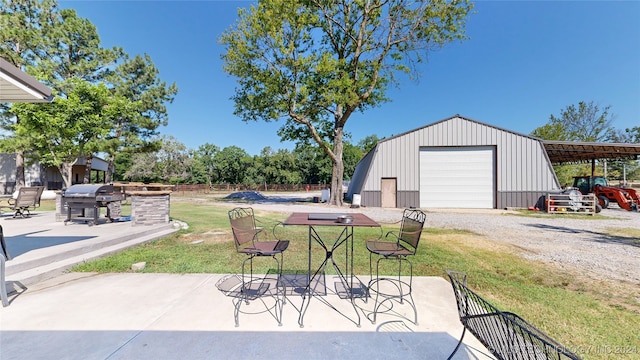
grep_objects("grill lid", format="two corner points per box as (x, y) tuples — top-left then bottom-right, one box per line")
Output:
(63, 184), (116, 197)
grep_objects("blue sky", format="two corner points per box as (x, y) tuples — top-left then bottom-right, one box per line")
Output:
(60, 0), (640, 155)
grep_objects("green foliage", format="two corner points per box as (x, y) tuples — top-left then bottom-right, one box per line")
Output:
(609, 126), (640, 182)
(531, 101), (633, 185)
(0, 0), (55, 67)
(123, 135), (191, 184)
(357, 134), (380, 154)
(620, 126), (640, 143)
(255, 147), (303, 185)
(553, 164), (593, 188)
(11, 78), (113, 186)
(0, 0), (176, 186)
(342, 141), (363, 180)
(214, 146), (253, 185)
(532, 101), (616, 143)
(293, 142), (332, 184)
(103, 54), (178, 182)
(192, 143), (221, 186)
(220, 0), (473, 204)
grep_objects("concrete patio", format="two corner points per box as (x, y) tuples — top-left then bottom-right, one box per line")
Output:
(0, 211), (492, 360)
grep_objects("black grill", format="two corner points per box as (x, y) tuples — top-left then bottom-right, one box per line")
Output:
(63, 184), (125, 225)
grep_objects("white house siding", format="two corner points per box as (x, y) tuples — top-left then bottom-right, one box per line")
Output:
(0, 153), (111, 194)
(352, 116), (560, 209)
(0, 153), (44, 194)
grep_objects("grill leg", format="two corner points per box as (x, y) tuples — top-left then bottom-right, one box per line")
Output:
(65, 205), (71, 225)
(91, 206), (98, 226)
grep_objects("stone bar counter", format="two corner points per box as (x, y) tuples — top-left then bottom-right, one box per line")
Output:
(114, 183), (174, 226)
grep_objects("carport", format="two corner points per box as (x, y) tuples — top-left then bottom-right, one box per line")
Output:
(543, 140), (640, 171)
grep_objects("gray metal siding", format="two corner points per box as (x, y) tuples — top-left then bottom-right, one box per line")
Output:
(397, 191), (419, 209)
(361, 191), (381, 207)
(347, 148), (376, 200)
(358, 116), (560, 208)
(498, 191), (549, 209)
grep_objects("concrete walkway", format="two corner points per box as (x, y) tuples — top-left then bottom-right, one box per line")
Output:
(1, 211), (177, 288)
(0, 211), (491, 360)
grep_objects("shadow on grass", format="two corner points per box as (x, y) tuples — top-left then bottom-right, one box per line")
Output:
(524, 223), (639, 248)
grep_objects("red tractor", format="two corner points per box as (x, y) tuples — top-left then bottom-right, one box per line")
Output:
(572, 176), (639, 211)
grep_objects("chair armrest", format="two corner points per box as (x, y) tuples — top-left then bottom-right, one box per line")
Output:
(384, 230), (400, 240)
(252, 227), (268, 242)
(271, 221), (287, 241)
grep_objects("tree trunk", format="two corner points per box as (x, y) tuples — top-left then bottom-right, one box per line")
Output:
(16, 151), (25, 189)
(330, 127), (345, 206)
(83, 155), (93, 184)
(105, 154), (115, 183)
(61, 161), (74, 189)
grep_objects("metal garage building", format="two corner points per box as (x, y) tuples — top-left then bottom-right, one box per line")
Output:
(347, 115), (560, 209)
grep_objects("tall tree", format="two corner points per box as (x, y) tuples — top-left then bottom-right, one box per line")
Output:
(609, 126), (640, 183)
(531, 101), (618, 185)
(103, 54), (178, 183)
(1, 1), (123, 187)
(294, 143), (332, 184)
(257, 147), (302, 186)
(193, 143), (221, 187)
(10, 78), (112, 187)
(342, 141), (362, 179)
(213, 146), (252, 185)
(532, 101), (616, 142)
(220, 0), (473, 205)
(153, 135), (191, 184)
(357, 134), (380, 154)
(0, 0), (57, 189)
(2, 1), (175, 188)
(124, 135), (191, 184)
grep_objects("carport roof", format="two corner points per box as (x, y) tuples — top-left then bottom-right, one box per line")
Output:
(0, 57), (53, 103)
(543, 140), (640, 164)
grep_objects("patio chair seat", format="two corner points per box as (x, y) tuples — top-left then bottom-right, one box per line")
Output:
(365, 241), (413, 256)
(238, 240), (289, 256)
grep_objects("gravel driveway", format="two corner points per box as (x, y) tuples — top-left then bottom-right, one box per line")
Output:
(228, 197), (640, 286)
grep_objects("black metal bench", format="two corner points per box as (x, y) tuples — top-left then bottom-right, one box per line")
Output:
(446, 270), (582, 360)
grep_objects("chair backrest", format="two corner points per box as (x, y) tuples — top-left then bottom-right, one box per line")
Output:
(446, 270), (582, 360)
(15, 187), (43, 208)
(397, 208), (426, 253)
(0, 224), (9, 261)
(33, 186), (45, 207)
(228, 207), (258, 251)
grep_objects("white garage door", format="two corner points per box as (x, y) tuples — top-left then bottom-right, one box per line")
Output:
(420, 147), (495, 208)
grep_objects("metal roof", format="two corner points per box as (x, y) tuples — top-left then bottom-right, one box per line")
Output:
(0, 57), (53, 103)
(542, 140), (640, 164)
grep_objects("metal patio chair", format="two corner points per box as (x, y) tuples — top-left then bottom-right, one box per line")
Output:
(1, 225), (9, 307)
(0, 186), (44, 218)
(365, 208), (426, 325)
(227, 207), (290, 326)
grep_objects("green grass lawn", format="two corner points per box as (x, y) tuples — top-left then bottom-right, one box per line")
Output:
(71, 199), (640, 360)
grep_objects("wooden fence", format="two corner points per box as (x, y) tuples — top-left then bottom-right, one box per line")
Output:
(173, 184), (329, 194)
